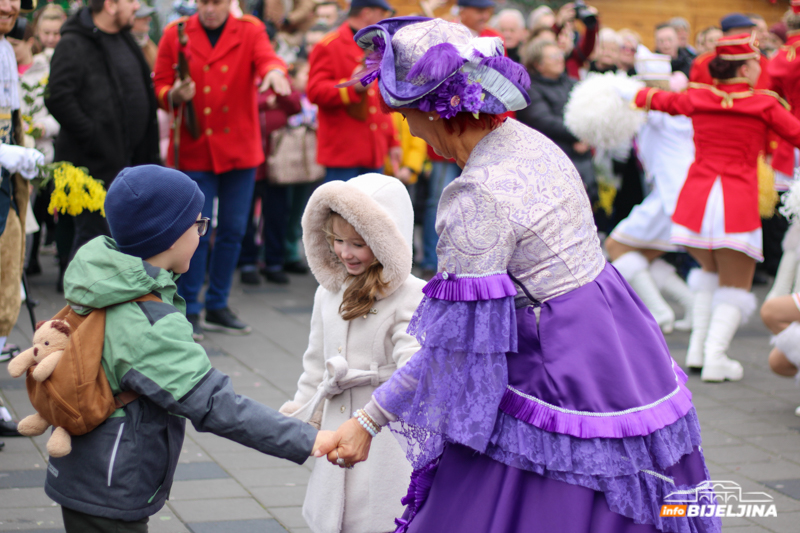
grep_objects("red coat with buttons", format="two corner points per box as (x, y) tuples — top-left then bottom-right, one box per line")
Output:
(768, 33), (800, 177)
(153, 14), (287, 174)
(635, 83), (800, 234)
(307, 22), (398, 169)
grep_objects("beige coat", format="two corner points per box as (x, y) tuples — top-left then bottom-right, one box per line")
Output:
(280, 174), (425, 533)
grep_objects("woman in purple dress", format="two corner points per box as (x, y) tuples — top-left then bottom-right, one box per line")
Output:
(320, 17), (720, 533)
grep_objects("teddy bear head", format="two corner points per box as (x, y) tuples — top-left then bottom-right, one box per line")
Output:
(31, 320), (71, 363)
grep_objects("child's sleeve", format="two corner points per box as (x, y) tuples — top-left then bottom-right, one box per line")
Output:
(119, 311), (317, 464)
(388, 280), (425, 370)
(280, 286), (327, 415)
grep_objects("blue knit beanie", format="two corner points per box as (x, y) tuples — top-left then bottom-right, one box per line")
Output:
(105, 165), (205, 259)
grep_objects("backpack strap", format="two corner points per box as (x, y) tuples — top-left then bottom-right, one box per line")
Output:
(110, 293), (164, 409)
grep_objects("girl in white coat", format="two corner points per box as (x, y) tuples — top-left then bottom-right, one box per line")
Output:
(280, 174), (426, 533)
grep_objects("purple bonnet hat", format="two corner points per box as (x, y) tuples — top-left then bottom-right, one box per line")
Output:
(351, 16), (531, 118)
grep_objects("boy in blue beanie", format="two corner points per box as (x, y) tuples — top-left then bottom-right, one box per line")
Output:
(45, 165), (332, 532)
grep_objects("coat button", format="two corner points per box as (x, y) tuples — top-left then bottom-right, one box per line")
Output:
(224, 127), (230, 133)
(203, 86), (211, 94)
(204, 107), (211, 115)
(221, 85), (228, 91)
(222, 105), (229, 113)
(442, 271), (449, 280)
(203, 65), (210, 72)
(369, 123), (377, 131)
(369, 106), (377, 114)
(381, 122), (388, 129)
(340, 405), (346, 413)
(368, 89), (375, 96)
(221, 65), (229, 72)
(337, 346), (342, 353)
(205, 128), (212, 136)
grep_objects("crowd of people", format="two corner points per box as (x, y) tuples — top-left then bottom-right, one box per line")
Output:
(4, 0), (800, 532)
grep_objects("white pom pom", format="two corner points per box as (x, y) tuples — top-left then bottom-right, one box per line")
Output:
(779, 178), (800, 223)
(564, 72), (646, 150)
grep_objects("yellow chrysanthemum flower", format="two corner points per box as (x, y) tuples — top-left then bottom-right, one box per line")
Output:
(48, 163), (106, 217)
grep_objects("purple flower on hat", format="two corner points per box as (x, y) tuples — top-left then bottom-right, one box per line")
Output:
(359, 35), (386, 86)
(425, 72), (484, 119)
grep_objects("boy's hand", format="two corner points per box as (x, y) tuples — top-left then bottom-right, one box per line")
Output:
(312, 430), (337, 457)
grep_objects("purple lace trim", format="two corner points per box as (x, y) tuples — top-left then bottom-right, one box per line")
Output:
(393, 459), (439, 533)
(422, 272), (517, 302)
(499, 361), (695, 439)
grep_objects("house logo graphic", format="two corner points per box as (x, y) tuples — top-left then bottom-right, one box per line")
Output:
(660, 480), (777, 518)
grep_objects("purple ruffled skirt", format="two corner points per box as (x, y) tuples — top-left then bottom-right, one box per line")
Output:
(390, 264), (720, 533)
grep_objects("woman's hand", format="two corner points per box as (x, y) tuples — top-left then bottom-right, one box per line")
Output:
(326, 418), (373, 467)
(311, 430), (337, 457)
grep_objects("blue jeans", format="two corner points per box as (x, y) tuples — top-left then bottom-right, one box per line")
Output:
(421, 161), (461, 270)
(324, 167), (382, 183)
(178, 168), (256, 315)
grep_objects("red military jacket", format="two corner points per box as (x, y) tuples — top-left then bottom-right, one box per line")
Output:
(634, 82), (800, 234)
(768, 32), (800, 176)
(153, 15), (287, 174)
(308, 22), (398, 169)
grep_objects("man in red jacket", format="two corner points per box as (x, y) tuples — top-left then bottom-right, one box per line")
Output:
(154, 0), (289, 338)
(308, 0), (399, 182)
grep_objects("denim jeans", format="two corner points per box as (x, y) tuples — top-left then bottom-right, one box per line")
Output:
(324, 167), (382, 183)
(178, 168), (256, 315)
(421, 161), (461, 270)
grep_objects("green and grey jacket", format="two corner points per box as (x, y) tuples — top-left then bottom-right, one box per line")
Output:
(45, 237), (317, 521)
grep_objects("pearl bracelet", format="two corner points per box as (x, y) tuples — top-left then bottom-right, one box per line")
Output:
(353, 409), (381, 437)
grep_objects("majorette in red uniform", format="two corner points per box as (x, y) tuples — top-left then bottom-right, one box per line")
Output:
(308, 22), (398, 174)
(768, 21), (800, 187)
(634, 34), (800, 384)
(153, 14), (287, 173)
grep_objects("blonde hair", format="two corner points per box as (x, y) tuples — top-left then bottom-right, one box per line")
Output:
(39, 4), (67, 22)
(323, 212), (389, 321)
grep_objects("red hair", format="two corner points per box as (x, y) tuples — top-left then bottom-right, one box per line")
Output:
(378, 92), (504, 136)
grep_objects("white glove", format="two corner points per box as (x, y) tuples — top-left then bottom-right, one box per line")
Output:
(0, 144), (44, 180)
(614, 83), (639, 102)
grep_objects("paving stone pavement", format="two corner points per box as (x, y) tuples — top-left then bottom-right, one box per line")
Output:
(2, 253), (800, 532)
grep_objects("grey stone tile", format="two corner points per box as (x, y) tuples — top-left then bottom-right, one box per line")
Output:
(169, 478), (249, 501)
(173, 462), (230, 481)
(250, 485), (308, 508)
(0, 451), (48, 470)
(763, 479), (800, 501)
(268, 507), (307, 529)
(149, 505), (192, 533)
(729, 459), (800, 482)
(0, 469), (46, 489)
(169, 498), (271, 523)
(0, 505), (63, 530)
(210, 451), (297, 471)
(231, 467), (310, 488)
(0, 487), (56, 508)
(744, 434), (800, 453)
(187, 519), (288, 533)
(702, 445), (775, 465)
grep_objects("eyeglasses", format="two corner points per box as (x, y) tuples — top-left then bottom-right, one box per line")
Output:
(195, 217), (210, 237)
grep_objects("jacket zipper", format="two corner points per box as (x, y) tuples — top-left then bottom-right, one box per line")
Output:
(107, 422), (124, 487)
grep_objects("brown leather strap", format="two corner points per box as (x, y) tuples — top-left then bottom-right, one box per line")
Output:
(114, 391), (141, 409)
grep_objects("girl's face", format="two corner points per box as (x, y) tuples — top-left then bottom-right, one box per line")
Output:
(37, 18), (63, 49)
(331, 217), (375, 276)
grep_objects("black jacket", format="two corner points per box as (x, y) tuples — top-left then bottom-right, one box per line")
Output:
(516, 71), (595, 191)
(45, 8), (159, 185)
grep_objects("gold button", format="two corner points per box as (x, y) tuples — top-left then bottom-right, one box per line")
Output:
(221, 65), (228, 72)
(203, 65), (210, 72)
(340, 406), (346, 413)
(203, 86), (211, 94)
(369, 106), (377, 114)
(205, 128), (212, 136)
(369, 123), (377, 131)
(368, 89), (375, 96)
(222, 105), (229, 113)
(338, 346), (342, 352)
(203, 107), (211, 115)
(224, 127), (230, 134)
(381, 123), (388, 129)
(221, 85), (228, 91)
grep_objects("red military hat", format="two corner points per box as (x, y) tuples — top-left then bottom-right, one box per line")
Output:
(793, 0), (800, 14)
(715, 33), (760, 61)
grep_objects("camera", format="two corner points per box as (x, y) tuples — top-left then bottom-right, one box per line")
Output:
(573, 0), (597, 27)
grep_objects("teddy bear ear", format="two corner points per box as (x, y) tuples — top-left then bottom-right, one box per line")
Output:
(35, 321), (46, 331)
(50, 320), (72, 336)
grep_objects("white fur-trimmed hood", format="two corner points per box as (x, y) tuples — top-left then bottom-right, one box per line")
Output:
(302, 174), (414, 298)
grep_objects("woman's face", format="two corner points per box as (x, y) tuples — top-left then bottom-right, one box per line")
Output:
(594, 42), (619, 69)
(37, 18), (63, 49)
(618, 37), (637, 69)
(332, 217), (375, 276)
(536, 45), (565, 79)
(403, 109), (449, 157)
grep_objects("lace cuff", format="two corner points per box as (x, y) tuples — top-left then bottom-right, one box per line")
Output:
(422, 271), (517, 302)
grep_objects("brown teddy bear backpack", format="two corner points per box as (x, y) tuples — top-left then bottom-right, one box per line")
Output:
(25, 294), (162, 437)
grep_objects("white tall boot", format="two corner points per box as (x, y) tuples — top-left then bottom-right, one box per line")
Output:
(650, 259), (694, 331)
(701, 288), (756, 382)
(614, 252), (675, 333)
(685, 270), (719, 370)
(766, 222), (800, 300)
(774, 322), (800, 416)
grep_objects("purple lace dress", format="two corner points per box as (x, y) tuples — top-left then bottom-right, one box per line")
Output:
(367, 119), (720, 533)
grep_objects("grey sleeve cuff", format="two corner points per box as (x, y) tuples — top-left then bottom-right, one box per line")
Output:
(364, 397), (395, 427)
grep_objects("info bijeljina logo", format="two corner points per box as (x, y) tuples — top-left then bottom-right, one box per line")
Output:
(660, 480), (777, 518)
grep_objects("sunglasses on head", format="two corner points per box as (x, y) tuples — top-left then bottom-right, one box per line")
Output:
(195, 217), (210, 237)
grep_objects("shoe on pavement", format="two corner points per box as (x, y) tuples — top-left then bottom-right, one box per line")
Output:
(240, 269), (261, 286)
(203, 308), (252, 335)
(284, 261), (309, 275)
(0, 344), (21, 363)
(262, 269), (289, 285)
(186, 314), (204, 342)
(0, 420), (21, 437)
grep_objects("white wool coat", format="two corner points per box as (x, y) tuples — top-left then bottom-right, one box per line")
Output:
(281, 174), (425, 533)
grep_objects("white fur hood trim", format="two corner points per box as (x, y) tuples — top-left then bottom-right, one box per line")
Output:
(302, 174), (414, 298)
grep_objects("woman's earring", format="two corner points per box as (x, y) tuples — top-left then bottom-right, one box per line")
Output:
(428, 116), (434, 121)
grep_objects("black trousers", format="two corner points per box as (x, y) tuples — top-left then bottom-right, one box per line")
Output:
(62, 506), (149, 533)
